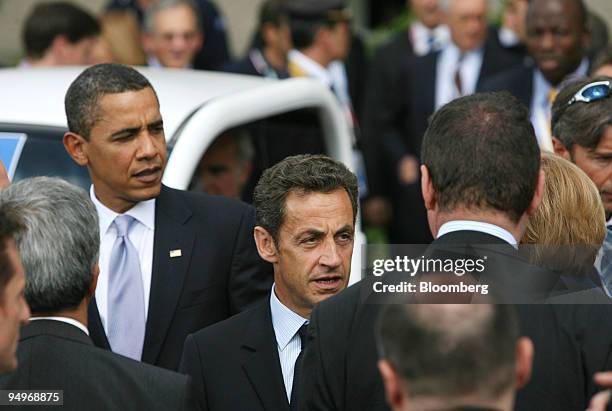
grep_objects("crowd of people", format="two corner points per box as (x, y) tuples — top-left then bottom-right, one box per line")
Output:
(0, 0), (611, 410)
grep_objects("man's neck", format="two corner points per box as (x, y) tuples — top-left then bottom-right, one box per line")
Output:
(31, 299), (90, 328)
(433, 209), (524, 242)
(301, 47), (332, 69)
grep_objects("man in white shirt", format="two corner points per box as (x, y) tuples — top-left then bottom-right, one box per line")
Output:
(286, 0), (353, 117)
(62, 63), (272, 371)
(0, 177), (197, 410)
(371, 0), (522, 245)
(481, 0), (590, 150)
(179, 154), (358, 411)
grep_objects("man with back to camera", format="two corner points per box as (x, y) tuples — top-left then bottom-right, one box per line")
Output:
(20, 1), (101, 67)
(0, 177), (197, 410)
(179, 154), (358, 410)
(62, 63), (272, 371)
(0, 208), (30, 375)
(376, 304), (533, 411)
(481, 0), (591, 150)
(298, 92), (612, 411)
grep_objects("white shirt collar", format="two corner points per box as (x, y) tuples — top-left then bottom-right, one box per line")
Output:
(288, 49), (333, 87)
(29, 317), (89, 336)
(269, 284), (308, 351)
(437, 220), (518, 247)
(89, 185), (156, 235)
(533, 58), (589, 105)
(411, 22), (450, 56)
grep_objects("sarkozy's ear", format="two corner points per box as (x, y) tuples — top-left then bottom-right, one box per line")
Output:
(63, 131), (89, 166)
(254, 226), (279, 264)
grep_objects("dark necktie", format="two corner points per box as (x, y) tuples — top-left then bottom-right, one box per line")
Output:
(454, 52), (465, 96)
(289, 323), (309, 409)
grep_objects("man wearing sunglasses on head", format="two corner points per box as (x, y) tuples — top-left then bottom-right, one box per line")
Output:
(551, 76), (612, 295)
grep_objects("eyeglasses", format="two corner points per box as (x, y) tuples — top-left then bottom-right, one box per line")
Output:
(566, 80), (612, 108)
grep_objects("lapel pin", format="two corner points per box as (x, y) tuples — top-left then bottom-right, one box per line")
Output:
(169, 249), (182, 258)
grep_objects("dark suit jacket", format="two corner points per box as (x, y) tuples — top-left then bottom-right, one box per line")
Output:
(479, 64), (535, 109)
(0, 320), (197, 411)
(299, 230), (606, 411)
(179, 300), (289, 411)
(88, 185), (273, 371)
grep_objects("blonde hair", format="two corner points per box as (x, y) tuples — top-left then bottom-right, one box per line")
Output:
(522, 152), (606, 272)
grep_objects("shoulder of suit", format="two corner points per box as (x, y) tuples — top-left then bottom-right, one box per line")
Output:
(163, 186), (253, 215)
(480, 64), (532, 90)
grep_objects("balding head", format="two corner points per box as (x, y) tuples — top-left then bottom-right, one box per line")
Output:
(376, 303), (533, 411)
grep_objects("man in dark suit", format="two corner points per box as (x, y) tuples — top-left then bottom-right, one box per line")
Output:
(0, 207), (29, 375)
(63, 63), (272, 371)
(222, 0), (290, 79)
(299, 92), (611, 411)
(366, 0), (523, 245)
(0, 177), (197, 410)
(179, 154), (358, 411)
(481, 0), (590, 151)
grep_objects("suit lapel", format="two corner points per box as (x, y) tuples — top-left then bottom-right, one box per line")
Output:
(87, 297), (110, 350)
(241, 303), (290, 411)
(142, 185), (195, 364)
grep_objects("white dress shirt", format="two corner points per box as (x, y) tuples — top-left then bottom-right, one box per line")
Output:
(437, 220), (518, 247)
(30, 316), (89, 335)
(410, 22), (450, 56)
(530, 58), (588, 151)
(269, 284), (308, 402)
(435, 43), (484, 109)
(90, 186), (155, 332)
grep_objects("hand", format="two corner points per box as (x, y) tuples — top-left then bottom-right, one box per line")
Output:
(587, 372), (612, 411)
(398, 155), (419, 185)
(0, 160), (10, 189)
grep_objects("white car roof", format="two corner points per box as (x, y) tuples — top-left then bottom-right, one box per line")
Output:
(0, 66), (273, 137)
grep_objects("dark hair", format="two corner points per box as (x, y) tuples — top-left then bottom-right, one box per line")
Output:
(0, 206), (23, 296)
(590, 46), (612, 75)
(22, 1), (100, 59)
(65, 63), (156, 139)
(551, 75), (612, 151)
(376, 304), (520, 400)
(253, 154), (358, 243)
(421, 92), (540, 222)
(290, 18), (326, 49)
(260, 0), (289, 27)
(527, 0), (588, 30)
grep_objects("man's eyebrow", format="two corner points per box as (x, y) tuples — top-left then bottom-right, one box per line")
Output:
(148, 119), (164, 128)
(335, 225), (354, 234)
(110, 126), (140, 138)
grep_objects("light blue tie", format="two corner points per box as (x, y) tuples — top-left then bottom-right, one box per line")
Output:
(601, 226), (612, 295)
(107, 215), (146, 360)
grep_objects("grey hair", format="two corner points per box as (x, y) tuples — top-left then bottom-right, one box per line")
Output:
(0, 177), (99, 314)
(143, 0), (201, 34)
(226, 127), (254, 166)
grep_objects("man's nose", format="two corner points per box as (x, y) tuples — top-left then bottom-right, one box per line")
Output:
(319, 239), (343, 269)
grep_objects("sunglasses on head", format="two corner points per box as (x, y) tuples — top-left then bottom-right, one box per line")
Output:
(566, 80), (612, 108)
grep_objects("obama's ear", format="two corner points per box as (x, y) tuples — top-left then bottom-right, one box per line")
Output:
(63, 132), (90, 166)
